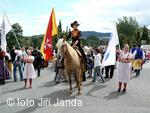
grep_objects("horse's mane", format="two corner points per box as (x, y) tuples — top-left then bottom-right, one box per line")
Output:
(56, 39), (64, 52)
(56, 39), (76, 55)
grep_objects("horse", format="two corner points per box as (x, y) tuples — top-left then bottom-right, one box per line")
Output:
(56, 38), (84, 95)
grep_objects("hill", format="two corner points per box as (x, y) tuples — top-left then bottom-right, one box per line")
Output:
(81, 31), (111, 39)
(27, 31), (111, 39)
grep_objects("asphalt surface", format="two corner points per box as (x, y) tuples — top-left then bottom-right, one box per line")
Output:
(0, 62), (150, 113)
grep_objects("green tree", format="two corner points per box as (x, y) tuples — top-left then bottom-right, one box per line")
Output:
(57, 20), (62, 38)
(31, 35), (43, 49)
(6, 23), (23, 49)
(65, 26), (69, 36)
(86, 36), (100, 47)
(116, 16), (139, 48)
(22, 36), (32, 47)
(80, 38), (88, 46)
(141, 26), (150, 44)
(21, 34), (44, 49)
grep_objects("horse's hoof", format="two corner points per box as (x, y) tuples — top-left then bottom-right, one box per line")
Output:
(75, 85), (77, 88)
(77, 92), (81, 95)
(68, 91), (72, 95)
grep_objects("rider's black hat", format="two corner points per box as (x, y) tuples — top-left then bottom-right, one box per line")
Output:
(71, 21), (80, 27)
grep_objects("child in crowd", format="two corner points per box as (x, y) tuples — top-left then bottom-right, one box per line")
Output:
(23, 50), (36, 88)
(92, 48), (105, 83)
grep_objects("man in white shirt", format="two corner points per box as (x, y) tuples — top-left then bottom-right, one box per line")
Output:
(13, 48), (23, 81)
(92, 48), (105, 83)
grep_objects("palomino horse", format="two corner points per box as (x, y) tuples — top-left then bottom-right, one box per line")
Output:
(56, 38), (84, 95)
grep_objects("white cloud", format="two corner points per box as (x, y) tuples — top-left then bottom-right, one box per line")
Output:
(3, 13), (50, 36)
(0, 0), (12, 8)
(62, 0), (150, 32)
(1, 0), (150, 35)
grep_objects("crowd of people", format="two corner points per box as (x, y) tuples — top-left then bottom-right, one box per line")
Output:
(53, 21), (150, 93)
(1, 20), (150, 94)
(54, 43), (149, 93)
(0, 46), (44, 88)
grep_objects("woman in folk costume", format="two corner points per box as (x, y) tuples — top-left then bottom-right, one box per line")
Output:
(0, 47), (10, 85)
(5, 50), (13, 78)
(67, 21), (87, 81)
(24, 50), (36, 88)
(117, 44), (133, 93)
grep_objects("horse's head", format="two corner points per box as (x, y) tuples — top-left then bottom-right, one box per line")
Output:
(56, 38), (67, 56)
(56, 36), (75, 58)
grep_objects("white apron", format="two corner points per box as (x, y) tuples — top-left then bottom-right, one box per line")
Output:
(24, 55), (36, 79)
(117, 51), (131, 83)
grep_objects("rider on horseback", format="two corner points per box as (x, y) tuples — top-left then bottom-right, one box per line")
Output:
(67, 21), (87, 68)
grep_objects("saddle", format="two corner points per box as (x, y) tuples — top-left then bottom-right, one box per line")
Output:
(73, 46), (82, 57)
(73, 46), (88, 72)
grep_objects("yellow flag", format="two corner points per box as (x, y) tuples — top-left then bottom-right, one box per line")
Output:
(40, 8), (57, 61)
(52, 8), (57, 36)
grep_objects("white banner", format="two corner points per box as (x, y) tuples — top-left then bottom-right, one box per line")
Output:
(0, 13), (12, 52)
(101, 26), (119, 68)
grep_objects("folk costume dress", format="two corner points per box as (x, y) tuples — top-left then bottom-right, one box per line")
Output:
(117, 51), (132, 83)
(133, 48), (144, 70)
(24, 55), (36, 79)
(0, 51), (10, 82)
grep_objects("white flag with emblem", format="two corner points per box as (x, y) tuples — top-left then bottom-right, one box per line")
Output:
(0, 13), (12, 52)
(101, 26), (119, 69)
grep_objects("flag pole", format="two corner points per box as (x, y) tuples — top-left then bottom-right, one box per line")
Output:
(4, 12), (21, 49)
(11, 29), (21, 48)
(115, 24), (121, 50)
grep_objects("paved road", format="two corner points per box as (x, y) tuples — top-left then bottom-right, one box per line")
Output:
(0, 62), (150, 113)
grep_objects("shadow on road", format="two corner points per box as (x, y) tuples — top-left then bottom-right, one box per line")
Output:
(104, 91), (125, 100)
(131, 75), (140, 79)
(38, 81), (59, 88)
(15, 99), (41, 113)
(5, 80), (15, 84)
(16, 89), (76, 113)
(2, 87), (28, 94)
(86, 84), (107, 98)
(42, 89), (76, 104)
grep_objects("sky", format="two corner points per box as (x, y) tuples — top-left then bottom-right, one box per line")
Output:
(0, 0), (150, 36)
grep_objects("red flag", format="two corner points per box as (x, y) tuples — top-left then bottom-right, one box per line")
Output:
(40, 8), (57, 61)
